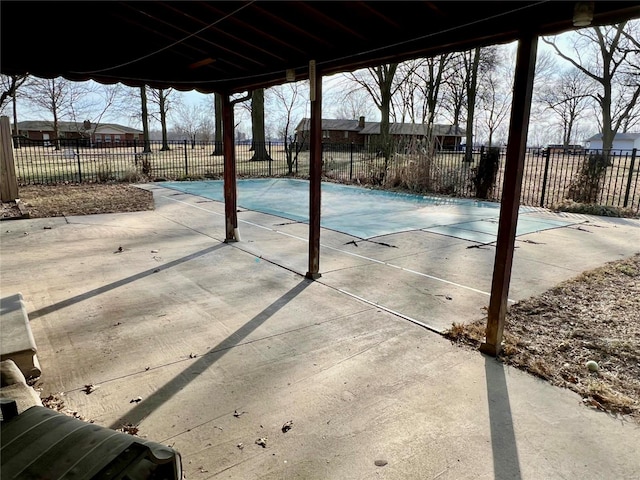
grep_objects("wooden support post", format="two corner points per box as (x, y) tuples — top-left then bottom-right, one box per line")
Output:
(0, 116), (19, 202)
(480, 34), (538, 357)
(222, 94), (239, 243)
(306, 61), (322, 280)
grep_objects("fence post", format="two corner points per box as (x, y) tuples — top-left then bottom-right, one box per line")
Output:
(539, 147), (551, 207)
(295, 142), (298, 175)
(0, 116), (19, 201)
(269, 142), (272, 176)
(133, 138), (137, 154)
(349, 142), (354, 180)
(184, 139), (188, 176)
(76, 138), (82, 183)
(623, 148), (637, 208)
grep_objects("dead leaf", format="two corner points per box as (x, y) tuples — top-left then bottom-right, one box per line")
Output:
(118, 424), (139, 436)
(281, 420), (293, 433)
(255, 437), (268, 448)
(83, 384), (98, 394)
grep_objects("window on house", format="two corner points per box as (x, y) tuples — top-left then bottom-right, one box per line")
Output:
(114, 135), (121, 143)
(323, 130), (330, 139)
(344, 131), (348, 139)
(105, 135), (111, 143)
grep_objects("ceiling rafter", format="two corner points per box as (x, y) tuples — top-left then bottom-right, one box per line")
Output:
(249, 3), (334, 48)
(0, 2), (638, 94)
(117, 3), (265, 70)
(199, 3), (309, 57)
(293, 2), (368, 42)
(160, 2), (288, 64)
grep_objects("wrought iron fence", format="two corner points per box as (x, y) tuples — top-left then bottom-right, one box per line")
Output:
(9, 137), (639, 212)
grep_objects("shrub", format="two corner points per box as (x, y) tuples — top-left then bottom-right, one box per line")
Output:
(472, 147), (500, 199)
(551, 199), (639, 218)
(95, 162), (115, 183)
(568, 153), (611, 203)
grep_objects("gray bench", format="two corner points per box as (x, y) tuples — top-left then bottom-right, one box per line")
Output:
(0, 293), (41, 380)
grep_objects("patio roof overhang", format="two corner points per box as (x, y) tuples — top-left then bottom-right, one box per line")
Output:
(1, 1), (638, 94)
(2, 1), (639, 356)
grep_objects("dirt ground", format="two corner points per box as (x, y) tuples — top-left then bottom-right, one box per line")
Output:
(445, 253), (640, 423)
(1, 183), (153, 219)
(2, 183), (639, 423)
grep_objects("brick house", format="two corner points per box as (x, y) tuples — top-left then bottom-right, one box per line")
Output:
(14, 121), (144, 147)
(294, 116), (465, 151)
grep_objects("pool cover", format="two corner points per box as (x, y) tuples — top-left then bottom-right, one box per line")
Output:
(161, 178), (575, 242)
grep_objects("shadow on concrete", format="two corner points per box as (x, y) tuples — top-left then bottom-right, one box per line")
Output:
(108, 279), (312, 429)
(28, 244), (227, 321)
(484, 356), (522, 480)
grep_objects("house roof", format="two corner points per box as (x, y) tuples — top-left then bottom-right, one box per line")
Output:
(585, 132), (640, 142)
(360, 123), (465, 137)
(296, 119), (363, 132)
(296, 118), (465, 137)
(16, 121), (143, 134)
(1, 2), (638, 94)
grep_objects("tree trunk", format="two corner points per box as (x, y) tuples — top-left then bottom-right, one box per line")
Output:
(159, 89), (170, 151)
(250, 89), (272, 161)
(377, 64), (397, 163)
(464, 47), (481, 162)
(12, 90), (19, 149)
(140, 86), (152, 153)
(212, 93), (223, 156)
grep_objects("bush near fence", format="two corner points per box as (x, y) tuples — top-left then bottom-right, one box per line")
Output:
(9, 137), (640, 213)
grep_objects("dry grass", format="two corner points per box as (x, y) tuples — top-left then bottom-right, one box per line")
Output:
(445, 253), (640, 422)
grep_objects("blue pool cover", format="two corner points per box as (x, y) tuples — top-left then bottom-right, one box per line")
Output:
(161, 178), (575, 242)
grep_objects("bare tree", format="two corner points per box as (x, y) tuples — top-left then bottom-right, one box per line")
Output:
(140, 86), (152, 153)
(0, 74), (28, 115)
(149, 88), (173, 151)
(536, 67), (593, 146)
(170, 101), (212, 147)
(22, 77), (96, 150)
(543, 21), (640, 151)
(478, 69), (512, 148)
(440, 53), (467, 136)
(1, 74), (29, 147)
(463, 48), (481, 159)
(329, 87), (376, 120)
(211, 93), (223, 156)
(393, 59), (421, 123)
(249, 88), (272, 161)
(346, 63), (400, 160)
(269, 82), (308, 174)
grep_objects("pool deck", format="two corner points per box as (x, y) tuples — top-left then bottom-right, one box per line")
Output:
(1, 181), (639, 479)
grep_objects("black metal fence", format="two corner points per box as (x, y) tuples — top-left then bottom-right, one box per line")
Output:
(9, 138), (640, 212)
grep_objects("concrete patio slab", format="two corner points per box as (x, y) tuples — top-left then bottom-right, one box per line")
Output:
(1, 183), (639, 479)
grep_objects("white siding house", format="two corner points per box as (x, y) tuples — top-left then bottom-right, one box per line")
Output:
(586, 132), (640, 151)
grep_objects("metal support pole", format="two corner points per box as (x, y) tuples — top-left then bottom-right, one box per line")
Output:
(480, 34), (538, 357)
